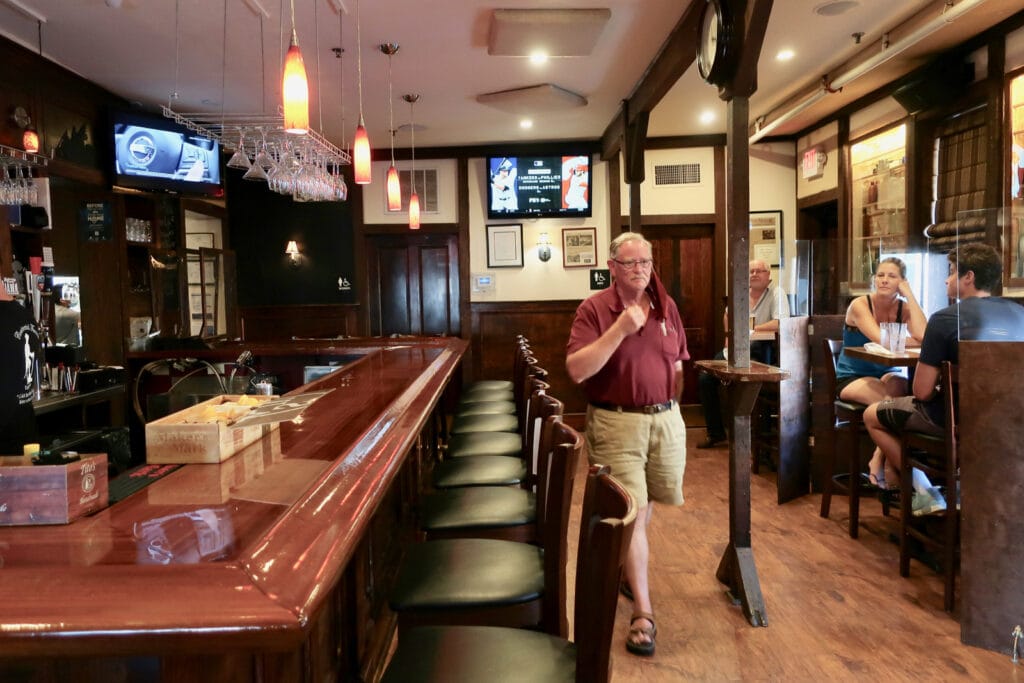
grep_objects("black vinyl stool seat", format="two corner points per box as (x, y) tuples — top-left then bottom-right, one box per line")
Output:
(454, 400), (517, 417)
(390, 421), (583, 634)
(458, 386), (515, 404)
(446, 431), (522, 458)
(899, 360), (959, 613)
(382, 465), (637, 683)
(433, 455), (527, 488)
(819, 338), (877, 538)
(458, 335), (530, 396)
(449, 411), (519, 435)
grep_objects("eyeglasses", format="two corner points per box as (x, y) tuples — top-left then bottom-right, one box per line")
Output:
(612, 258), (653, 270)
(749, 269), (769, 274)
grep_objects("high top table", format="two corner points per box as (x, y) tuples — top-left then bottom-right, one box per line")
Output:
(0, 338), (467, 682)
(695, 359), (788, 627)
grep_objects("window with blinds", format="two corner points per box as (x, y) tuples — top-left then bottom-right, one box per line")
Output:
(924, 107), (989, 252)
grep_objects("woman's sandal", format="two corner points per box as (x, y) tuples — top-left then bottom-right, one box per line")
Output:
(626, 612), (656, 657)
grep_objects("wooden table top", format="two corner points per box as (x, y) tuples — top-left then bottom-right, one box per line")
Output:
(0, 339), (467, 656)
(695, 359), (789, 383)
(843, 345), (920, 367)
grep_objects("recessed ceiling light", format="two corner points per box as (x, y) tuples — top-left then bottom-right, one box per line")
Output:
(520, 119), (534, 129)
(699, 110), (715, 125)
(776, 48), (795, 62)
(529, 52), (548, 65)
(814, 1), (859, 17)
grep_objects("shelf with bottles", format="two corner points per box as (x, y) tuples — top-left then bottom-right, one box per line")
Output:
(850, 234), (910, 288)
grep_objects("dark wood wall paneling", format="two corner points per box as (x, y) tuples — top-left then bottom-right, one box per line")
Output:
(470, 300), (587, 412)
(240, 304), (360, 341)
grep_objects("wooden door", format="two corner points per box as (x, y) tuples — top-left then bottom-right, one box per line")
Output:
(366, 233), (460, 337)
(646, 226), (715, 405)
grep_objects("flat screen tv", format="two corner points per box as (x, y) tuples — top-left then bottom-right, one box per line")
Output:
(110, 108), (222, 196)
(486, 154), (592, 219)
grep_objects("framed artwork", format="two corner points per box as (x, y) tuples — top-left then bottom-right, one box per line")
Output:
(749, 210), (783, 266)
(186, 232), (216, 249)
(486, 223), (524, 268)
(562, 227), (597, 268)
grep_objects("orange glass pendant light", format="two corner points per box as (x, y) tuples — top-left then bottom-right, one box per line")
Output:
(386, 163), (401, 210)
(282, 0), (309, 134)
(353, 120), (371, 184)
(408, 191), (421, 230)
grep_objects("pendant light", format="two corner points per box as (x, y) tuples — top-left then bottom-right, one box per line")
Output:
(352, 0), (371, 183)
(380, 43), (401, 210)
(282, 0), (309, 134)
(404, 94), (421, 229)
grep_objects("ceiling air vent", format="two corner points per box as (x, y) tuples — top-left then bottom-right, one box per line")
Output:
(654, 162), (701, 187)
(393, 168), (439, 213)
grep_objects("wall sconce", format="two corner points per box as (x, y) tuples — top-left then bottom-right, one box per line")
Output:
(537, 232), (552, 262)
(285, 240), (301, 267)
(10, 106), (39, 154)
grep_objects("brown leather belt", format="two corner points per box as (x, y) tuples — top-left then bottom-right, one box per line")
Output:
(590, 400), (675, 415)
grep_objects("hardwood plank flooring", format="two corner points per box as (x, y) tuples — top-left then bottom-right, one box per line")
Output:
(566, 428), (1015, 682)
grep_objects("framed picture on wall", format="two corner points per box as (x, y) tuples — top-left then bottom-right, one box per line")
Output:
(486, 223), (524, 268)
(749, 210), (783, 266)
(562, 227), (597, 267)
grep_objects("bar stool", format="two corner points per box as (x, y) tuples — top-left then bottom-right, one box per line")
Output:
(389, 421), (584, 635)
(459, 334), (529, 396)
(420, 398), (563, 543)
(382, 465), (636, 683)
(432, 381), (555, 489)
(899, 361), (959, 613)
(820, 338), (873, 538)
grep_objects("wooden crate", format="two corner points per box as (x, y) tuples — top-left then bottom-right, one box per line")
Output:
(0, 454), (109, 526)
(145, 395), (280, 464)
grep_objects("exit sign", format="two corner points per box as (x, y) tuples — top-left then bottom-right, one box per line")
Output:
(802, 147), (826, 180)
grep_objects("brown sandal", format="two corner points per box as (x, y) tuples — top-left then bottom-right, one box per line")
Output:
(626, 612), (656, 656)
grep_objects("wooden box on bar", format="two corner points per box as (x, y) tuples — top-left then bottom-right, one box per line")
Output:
(0, 453), (108, 526)
(145, 395), (280, 465)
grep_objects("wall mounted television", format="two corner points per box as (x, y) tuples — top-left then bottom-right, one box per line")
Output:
(486, 154), (591, 219)
(110, 108), (222, 196)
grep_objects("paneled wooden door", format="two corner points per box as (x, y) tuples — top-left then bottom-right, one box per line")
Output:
(366, 233), (460, 336)
(646, 226), (715, 405)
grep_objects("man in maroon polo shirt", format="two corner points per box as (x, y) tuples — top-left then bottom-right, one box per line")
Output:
(566, 231), (689, 657)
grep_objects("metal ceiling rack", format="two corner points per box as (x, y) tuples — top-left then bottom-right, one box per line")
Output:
(0, 143), (49, 170)
(161, 106), (351, 169)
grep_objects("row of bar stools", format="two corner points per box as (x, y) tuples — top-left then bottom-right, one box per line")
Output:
(420, 391), (563, 543)
(383, 465), (637, 683)
(389, 417), (583, 635)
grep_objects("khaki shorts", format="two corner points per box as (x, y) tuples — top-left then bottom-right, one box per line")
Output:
(584, 404), (686, 506)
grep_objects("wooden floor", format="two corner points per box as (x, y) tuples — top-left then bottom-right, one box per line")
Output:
(565, 427), (1016, 682)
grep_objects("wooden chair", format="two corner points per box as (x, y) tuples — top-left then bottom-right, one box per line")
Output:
(420, 404), (563, 543)
(899, 360), (959, 613)
(819, 338), (874, 538)
(389, 421), (583, 635)
(448, 358), (545, 435)
(381, 464), (637, 683)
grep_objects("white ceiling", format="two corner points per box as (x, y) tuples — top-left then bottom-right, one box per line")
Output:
(0, 0), (1018, 153)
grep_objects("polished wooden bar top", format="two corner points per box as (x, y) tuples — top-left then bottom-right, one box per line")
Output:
(843, 345), (920, 367)
(695, 359), (789, 383)
(0, 339), (466, 657)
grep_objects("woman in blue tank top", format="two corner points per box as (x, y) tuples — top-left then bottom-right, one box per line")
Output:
(835, 257), (927, 487)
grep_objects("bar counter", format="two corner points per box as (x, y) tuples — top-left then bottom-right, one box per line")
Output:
(0, 337), (467, 681)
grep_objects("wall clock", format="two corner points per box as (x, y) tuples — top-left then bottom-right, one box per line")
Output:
(697, 0), (735, 86)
